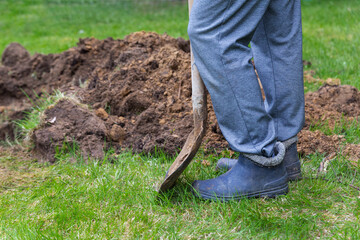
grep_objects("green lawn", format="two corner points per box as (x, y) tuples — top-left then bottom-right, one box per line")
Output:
(302, 0), (360, 90)
(1, 0), (359, 88)
(1, 148), (360, 239)
(0, 0), (188, 55)
(1, 0), (360, 239)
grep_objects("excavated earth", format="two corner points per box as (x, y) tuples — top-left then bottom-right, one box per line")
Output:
(0, 32), (359, 163)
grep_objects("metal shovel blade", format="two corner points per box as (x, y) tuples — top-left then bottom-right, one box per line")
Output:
(157, 0), (207, 193)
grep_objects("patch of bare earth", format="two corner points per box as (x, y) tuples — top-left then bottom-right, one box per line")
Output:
(0, 146), (46, 192)
(0, 32), (359, 163)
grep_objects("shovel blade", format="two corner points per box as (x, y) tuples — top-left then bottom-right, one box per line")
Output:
(157, 63), (207, 193)
(157, 0), (207, 193)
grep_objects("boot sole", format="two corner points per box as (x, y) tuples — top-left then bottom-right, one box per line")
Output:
(193, 183), (289, 202)
(286, 161), (302, 181)
(288, 170), (302, 181)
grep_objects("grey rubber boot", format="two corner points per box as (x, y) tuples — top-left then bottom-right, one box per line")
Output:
(192, 142), (289, 201)
(216, 136), (301, 181)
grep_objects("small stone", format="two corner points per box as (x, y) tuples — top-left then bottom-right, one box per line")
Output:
(156, 103), (166, 111)
(169, 59), (179, 71)
(95, 108), (108, 120)
(167, 96), (175, 105)
(109, 124), (126, 143)
(169, 103), (183, 113)
(201, 160), (211, 166)
(326, 78), (341, 86)
(119, 87), (131, 97)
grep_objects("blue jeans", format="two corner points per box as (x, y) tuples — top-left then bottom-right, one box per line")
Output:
(188, 0), (305, 157)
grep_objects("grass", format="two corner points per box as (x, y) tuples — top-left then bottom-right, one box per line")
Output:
(0, 0), (188, 55)
(1, 0), (359, 89)
(301, 0), (360, 90)
(0, 148), (359, 239)
(309, 117), (360, 144)
(0, 0), (360, 238)
(14, 90), (66, 141)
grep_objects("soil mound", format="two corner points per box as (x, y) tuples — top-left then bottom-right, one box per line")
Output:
(81, 32), (195, 155)
(1, 32), (359, 162)
(298, 130), (345, 156)
(1, 43), (31, 68)
(304, 84), (360, 129)
(33, 99), (106, 162)
(300, 84), (360, 161)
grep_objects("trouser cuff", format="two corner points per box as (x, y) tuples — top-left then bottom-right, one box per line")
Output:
(282, 136), (298, 148)
(244, 142), (285, 167)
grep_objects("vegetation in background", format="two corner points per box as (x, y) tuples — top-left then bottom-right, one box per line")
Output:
(1, 0), (359, 88)
(0, 0), (188, 55)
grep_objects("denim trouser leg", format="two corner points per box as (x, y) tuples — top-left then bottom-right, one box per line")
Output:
(188, 0), (304, 157)
(251, 0), (305, 142)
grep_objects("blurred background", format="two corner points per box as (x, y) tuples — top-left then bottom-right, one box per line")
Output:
(0, 0), (359, 88)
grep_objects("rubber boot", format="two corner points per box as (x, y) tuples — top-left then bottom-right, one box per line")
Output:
(216, 137), (301, 181)
(192, 143), (288, 201)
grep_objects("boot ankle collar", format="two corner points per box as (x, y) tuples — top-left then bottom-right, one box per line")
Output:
(244, 142), (286, 167)
(282, 136), (298, 149)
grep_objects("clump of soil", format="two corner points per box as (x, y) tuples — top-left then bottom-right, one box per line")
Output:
(342, 144), (360, 166)
(304, 84), (360, 129)
(300, 84), (360, 161)
(1, 43), (31, 68)
(298, 130), (346, 156)
(33, 99), (106, 162)
(1, 32), (360, 162)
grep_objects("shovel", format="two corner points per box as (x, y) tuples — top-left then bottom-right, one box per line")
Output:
(157, 0), (207, 193)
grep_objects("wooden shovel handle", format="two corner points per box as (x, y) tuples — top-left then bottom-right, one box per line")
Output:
(157, 0), (208, 192)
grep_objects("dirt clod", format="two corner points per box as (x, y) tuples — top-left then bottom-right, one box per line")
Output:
(1, 43), (31, 67)
(33, 99), (106, 162)
(304, 84), (360, 129)
(95, 108), (109, 120)
(109, 124), (126, 144)
(298, 130), (345, 156)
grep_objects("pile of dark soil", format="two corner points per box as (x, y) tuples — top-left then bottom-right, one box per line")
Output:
(1, 32), (359, 162)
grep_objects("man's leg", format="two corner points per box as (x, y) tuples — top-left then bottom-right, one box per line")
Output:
(215, 0), (304, 180)
(188, 0), (276, 158)
(250, 0), (304, 179)
(188, 0), (289, 200)
(251, 0), (305, 141)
